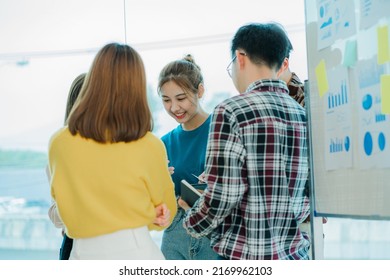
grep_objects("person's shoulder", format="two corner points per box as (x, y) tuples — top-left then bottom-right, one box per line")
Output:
(214, 94), (239, 109)
(215, 93), (256, 113)
(141, 132), (169, 159)
(48, 127), (75, 155)
(204, 114), (212, 125)
(161, 125), (182, 141)
(211, 96), (242, 120)
(289, 72), (304, 87)
(143, 132), (167, 148)
(282, 94), (307, 117)
(160, 130), (172, 141)
(143, 131), (162, 143)
(49, 127), (70, 146)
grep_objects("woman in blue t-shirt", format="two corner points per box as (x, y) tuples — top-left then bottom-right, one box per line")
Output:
(157, 55), (218, 260)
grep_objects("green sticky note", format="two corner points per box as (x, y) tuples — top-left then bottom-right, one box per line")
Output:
(381, 75), (390, 114)
(377, 25), (390, 65)
(343, 40), (357, 67)
(315, 59), (329, 97)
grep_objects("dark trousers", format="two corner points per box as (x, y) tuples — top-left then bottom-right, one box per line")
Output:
(59, 234), (73, 260)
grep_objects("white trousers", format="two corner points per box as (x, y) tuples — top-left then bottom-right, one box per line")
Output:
(69, 227), (165, 260)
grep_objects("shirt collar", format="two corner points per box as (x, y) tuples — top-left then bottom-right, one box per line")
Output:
(245, 79), (288, 93)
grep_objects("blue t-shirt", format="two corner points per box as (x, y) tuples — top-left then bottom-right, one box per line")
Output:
(161, 116), (211, 195)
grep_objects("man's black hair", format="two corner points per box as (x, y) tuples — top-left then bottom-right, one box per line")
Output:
(231, 22), (290, 70)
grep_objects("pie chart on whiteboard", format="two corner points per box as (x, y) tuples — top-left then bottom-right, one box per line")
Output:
(364, 132), (373, 156)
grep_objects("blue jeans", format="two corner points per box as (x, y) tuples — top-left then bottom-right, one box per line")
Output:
(161, 210), (219, 260)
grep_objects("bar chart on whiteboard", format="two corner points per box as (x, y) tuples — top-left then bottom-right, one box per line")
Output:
(324, 65), (352, 170)
(305, 0), (390, 218)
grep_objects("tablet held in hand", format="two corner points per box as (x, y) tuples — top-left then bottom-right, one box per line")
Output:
(180, 179), (207, 207)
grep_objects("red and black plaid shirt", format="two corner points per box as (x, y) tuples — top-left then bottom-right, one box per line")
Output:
(183, 79), (310, 260)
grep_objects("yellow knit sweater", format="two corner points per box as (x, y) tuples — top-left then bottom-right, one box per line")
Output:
(48, 127), (177, 238)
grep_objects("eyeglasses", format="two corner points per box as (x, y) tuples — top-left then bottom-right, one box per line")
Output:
(226, 56), (237, 77)
(226, 52), (246, 77)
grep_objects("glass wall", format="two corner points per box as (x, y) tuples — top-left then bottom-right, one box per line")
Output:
(1, 0), (388, 260)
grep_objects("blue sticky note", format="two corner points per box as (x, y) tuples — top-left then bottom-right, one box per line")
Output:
(343, 40), (357, 67)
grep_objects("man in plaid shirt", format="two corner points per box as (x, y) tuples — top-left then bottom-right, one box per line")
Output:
(180, 22), (310, 260)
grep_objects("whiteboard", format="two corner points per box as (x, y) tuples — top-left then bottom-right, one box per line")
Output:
(305, 0), (390, 219)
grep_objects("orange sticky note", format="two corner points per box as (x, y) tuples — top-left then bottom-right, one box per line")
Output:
(377, 25), (390, 65)
(381, 75), (390, 114)
(315, 59), (329, 97)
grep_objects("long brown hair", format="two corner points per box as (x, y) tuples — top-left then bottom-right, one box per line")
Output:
(68, 43), (152, 143)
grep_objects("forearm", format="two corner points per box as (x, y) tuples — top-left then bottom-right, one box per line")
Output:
(183, 179), (245, 237)
(183, 195), (217, 238)
(48, 202), (65, 228)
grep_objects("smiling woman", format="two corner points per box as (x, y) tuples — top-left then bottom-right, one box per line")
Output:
(156, 54), (218, 260)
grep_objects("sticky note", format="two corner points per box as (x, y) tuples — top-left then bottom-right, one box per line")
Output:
(381, 75), (390, 114)
(343, 40), (357, 67)
(377, 25), (390, 65)
(315, 59), (329, 97)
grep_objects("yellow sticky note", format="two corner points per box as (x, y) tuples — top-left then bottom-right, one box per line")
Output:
(315, 59), (329, 97)
(381, 75), (390, 114)
(377, 25), (390, 65)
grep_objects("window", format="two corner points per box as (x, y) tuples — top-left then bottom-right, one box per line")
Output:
(10, 0), (388, 261)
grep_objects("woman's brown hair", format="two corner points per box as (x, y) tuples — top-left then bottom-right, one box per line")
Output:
(64, 73), (86, 124)
(68, 43), (152, 143)
(157, 54), (203, 95)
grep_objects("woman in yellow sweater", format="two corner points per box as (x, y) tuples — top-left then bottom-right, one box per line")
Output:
(48, 43), (177, 260)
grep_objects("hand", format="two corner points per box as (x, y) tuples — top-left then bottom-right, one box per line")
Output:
(154, 204), (171, 227)
(177, 197), (190, 211)
(167, 160), (174, 175)
(198, 172), (206, 183)
(303, 215), (328, 224)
